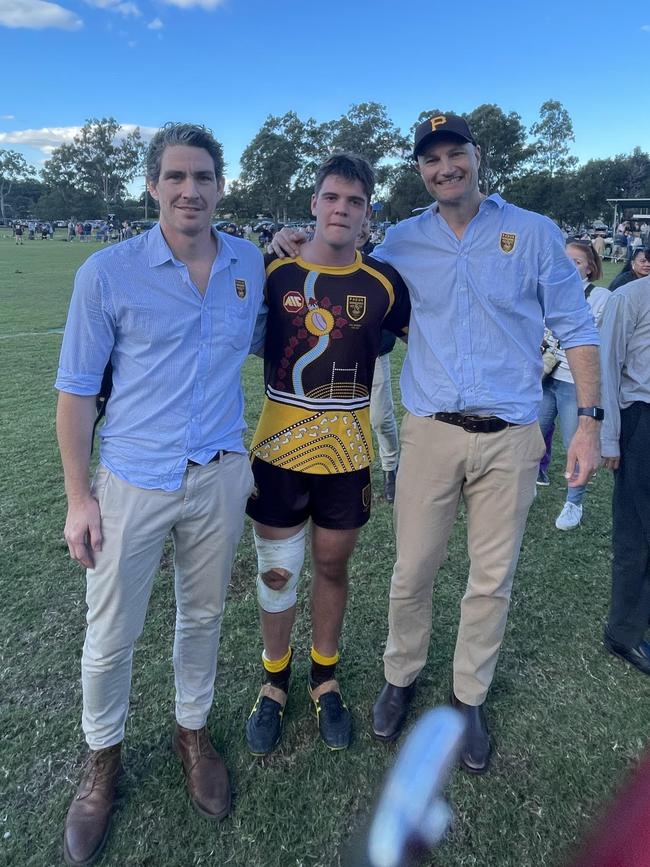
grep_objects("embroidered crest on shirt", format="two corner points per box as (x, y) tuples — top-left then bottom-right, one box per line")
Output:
(283, 290), (305, 313)
(500, 232), (517, 254)
(346, 295), (366, 322)
(235, 279), (247, 298)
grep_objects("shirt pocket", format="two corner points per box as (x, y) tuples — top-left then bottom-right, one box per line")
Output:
(225, 294), (254, 350)
(478, 253), (525, 311)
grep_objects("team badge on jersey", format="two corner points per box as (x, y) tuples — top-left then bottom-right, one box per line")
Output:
(235, 279), (247, 298)
(283, 290), (305, 313)
(346, 295), (366, 322)
(500, 232), (517, 254)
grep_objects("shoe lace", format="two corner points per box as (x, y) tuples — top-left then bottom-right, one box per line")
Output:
(255, 697), (283, 727)
(193, 727), (220, 761)
(80, 748), (120, 792)
(318, 691), (345, 721)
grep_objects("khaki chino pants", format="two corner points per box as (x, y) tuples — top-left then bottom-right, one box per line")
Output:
(82, 454), (254, 749)
(383, 413), (545, 705)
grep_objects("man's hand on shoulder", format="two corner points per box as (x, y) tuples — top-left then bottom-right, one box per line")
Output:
(270, 227), (308, 258)
(64, 494), (102, 569)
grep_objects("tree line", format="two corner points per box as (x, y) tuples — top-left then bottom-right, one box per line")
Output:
(2, 101), (649, 226)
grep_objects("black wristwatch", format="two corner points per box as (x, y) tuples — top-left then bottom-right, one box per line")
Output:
(577, 406), (604, 421)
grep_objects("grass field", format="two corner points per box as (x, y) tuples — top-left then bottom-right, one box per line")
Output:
(1, 231), (648, 867)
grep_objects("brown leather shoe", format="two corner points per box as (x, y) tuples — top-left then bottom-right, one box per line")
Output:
(172, 724), (231, 820)
(63, 743), (122, 866)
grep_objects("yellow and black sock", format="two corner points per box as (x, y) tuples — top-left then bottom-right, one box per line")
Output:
(309, 646), (339, 688)
(262, 647), (292, 693)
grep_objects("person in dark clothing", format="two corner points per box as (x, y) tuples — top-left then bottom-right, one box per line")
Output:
(601, 275), (650, 677)
(608, 247), (650, 291)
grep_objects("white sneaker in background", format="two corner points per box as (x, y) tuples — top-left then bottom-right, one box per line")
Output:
(555, 501), (583, 531)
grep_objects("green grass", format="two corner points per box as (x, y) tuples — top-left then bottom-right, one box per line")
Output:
(1, 237), (647, 867)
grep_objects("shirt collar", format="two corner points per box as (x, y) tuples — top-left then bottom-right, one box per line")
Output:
(147, 222), (239, 269)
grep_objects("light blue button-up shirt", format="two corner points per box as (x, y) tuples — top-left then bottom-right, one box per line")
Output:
(372, 194), (599, 424)
(55, 224), (265, 490)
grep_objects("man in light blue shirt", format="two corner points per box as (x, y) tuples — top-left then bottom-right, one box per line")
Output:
(365, 115), (602, 772)
(270, 114), (602, 773)
(56, 123), (264, 866)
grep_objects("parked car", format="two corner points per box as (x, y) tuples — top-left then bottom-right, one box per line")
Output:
(215, 221), (242, 236)
(253, 220), (275, 233)
(131, 220), (157, 233)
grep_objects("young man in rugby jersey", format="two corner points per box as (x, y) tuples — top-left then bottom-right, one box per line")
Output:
(245, 153), (410, 753)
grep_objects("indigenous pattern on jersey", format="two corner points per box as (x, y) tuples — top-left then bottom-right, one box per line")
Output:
(251, 252), (410, 475)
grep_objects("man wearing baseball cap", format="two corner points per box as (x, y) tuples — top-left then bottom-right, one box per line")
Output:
(412, 113), (477, 150)
(367, 113), (602, 771)
(270, 111), (602, 773)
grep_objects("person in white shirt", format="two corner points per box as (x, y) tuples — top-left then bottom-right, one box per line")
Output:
(538, 240), (609, 530)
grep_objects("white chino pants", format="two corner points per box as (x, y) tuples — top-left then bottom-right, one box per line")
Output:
(81, 454), (253, 749)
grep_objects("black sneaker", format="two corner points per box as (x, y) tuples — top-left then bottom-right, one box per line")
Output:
(245, 684), (287, 755)
(536, 469), (550, 486)
(309, 679), (352, 750)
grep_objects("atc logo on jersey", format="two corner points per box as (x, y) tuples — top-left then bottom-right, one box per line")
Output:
(283, 291), (305, 313)
(235, 279), (247, 298)
(346, 295), (366, 322)
(500, 232), (517, 254)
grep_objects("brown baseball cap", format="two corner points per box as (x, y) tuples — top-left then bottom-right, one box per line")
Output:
(413, 114), (475, 158)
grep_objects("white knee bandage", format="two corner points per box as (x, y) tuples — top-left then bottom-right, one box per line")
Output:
(254, 526), (306, 613)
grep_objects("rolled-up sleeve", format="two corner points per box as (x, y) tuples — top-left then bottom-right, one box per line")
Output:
(539, 231), (600, 350)
(55, 257), (116, 395)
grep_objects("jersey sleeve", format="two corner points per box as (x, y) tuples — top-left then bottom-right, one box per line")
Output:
(381, 267), (411, 338)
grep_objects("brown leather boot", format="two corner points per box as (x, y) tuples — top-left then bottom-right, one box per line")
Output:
(172, 724), (231, 820)
(63, 743), (122, 866)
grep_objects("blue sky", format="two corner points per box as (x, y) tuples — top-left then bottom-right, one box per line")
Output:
(1, 0), (649, 188)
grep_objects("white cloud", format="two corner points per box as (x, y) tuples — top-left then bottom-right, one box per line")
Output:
(0, 0), (82, 29)
(0, 126), (81, 148)
(1, 114), (15, 121)
(163, 0), (226, 9)
(641, 23), (650, 32)
(147, 16), (163, 28)
(0, 123), (158, 155)
(83, 0), (141, 17)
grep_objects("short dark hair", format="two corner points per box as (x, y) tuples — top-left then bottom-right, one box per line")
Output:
(314, 152), (375, 204)
(146, 122), (225, 183)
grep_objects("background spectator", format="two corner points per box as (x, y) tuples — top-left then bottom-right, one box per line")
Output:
(609, 247), (650, 291)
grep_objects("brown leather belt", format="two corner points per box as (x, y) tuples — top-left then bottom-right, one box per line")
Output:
(433, 413), (517, 434)
(187, 450), (231, 467)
